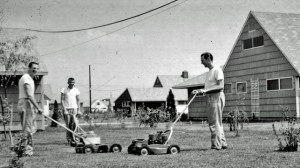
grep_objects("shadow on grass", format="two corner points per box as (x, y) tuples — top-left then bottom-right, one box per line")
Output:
(181, 148), (208, 152)
(34, 141), (66, 146)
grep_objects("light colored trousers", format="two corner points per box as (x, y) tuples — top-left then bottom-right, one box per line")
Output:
(63, 108), (78, 142)
(18, 98), (37, 136)
(18, 98), (37, 147)
(206, 92), (227, 149)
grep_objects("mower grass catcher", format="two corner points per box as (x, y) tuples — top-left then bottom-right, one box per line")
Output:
(74, 131), (122, 154)
(127, 130), (180, 156)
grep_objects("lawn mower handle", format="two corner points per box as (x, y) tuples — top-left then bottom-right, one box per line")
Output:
(42, 114), (87, 141)
(164, 93), (198, 145)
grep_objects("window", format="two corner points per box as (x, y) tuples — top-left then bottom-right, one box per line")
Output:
(243, 36), (264, 50)
(224, 83), (232, 94)
(97, 102), (100, 105)
(267, 79), (279, 90)
(122, 101), (131, 107)
(237, 82), (247, 93)
(280, 78), (293, 90)
(267, 77), (293, 91)
(178, 101), (187, 105)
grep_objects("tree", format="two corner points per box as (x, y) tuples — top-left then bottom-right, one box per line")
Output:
(0, 35), (39, 139)
(50, 100), (59, 127)
(166, 89), (176, 121)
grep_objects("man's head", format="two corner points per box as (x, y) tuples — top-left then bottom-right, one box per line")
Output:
(28, 62), (39, 77)
(200, 52), (213, 68)
(68, 77), (75, 89)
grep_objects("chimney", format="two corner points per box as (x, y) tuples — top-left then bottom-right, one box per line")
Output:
(181, 70), (188, 79)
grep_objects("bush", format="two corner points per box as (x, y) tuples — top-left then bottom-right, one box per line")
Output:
(273, 105), (300, 152)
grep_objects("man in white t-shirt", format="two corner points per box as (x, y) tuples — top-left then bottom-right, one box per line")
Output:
(192, 52), (228, 150)
(61, 77), (80, 145)
(18, 61), (44, 156)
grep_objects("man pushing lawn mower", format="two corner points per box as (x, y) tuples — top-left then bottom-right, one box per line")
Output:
(61, 77), (82, 146)
(192, 52), (228, 150)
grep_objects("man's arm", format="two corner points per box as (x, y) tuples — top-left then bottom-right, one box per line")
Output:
(25, 83), (43, 113)
(61, 92), (66, 112)
(76, 95), (80, 109)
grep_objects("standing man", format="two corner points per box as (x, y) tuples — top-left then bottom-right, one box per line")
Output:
(18, 61), (43, 156)
(61, 77), (80, 146)
(192, 52), (227, 150)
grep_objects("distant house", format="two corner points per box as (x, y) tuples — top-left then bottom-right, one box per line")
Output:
(91, 99), (108, 113)
(173, 11), (300, 120)
(114, 71), (194, 116)
(0, 28), (48, 131)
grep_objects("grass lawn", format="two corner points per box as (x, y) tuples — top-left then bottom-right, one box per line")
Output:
(0, 122), (299, 168)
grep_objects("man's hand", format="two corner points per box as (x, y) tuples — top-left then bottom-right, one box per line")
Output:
(192, 89), (199, 94)
(192, 89), (206, 95)
(37, 108), (44, 114)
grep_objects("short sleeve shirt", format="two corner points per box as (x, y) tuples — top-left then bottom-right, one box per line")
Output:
(204, 66), (224, 90)
(61, 87), (80, 109)
(18, 73), (35, 99)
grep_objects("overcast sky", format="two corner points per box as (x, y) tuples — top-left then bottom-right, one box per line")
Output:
(2, 0), (300, 105)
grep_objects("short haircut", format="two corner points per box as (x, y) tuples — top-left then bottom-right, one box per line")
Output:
(28, 61), (39, 68)
(201, 52), (213, 61)
(68, 77), (75, 82)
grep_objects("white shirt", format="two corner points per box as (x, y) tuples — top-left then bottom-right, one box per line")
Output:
(61, 87), (80, 109)
(204, 66), (224, 90)
(19, 73), (35, 99)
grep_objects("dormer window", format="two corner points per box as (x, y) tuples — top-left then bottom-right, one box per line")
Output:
(243, 36), (264, 50)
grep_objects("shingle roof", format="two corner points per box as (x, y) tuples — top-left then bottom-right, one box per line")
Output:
(251, 11), (300, 74)
(154, 75), (193, 88)
(128, 88), (187, 101)
(172, 72), (207, 89)
(174, 11), (300, 89)
(172, 66), (224, 89)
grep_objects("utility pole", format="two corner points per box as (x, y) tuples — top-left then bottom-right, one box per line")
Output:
(89, 65), (92, 114)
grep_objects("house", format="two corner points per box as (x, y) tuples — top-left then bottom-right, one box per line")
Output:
(0, 29), (48, 131)
(43, 84), (53, 116)
(91, 99), (108, 113)
(114, 71), (194, 116)
(173, 11), (300, 120)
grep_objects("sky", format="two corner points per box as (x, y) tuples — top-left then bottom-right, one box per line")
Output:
(1, 0), (300, 105)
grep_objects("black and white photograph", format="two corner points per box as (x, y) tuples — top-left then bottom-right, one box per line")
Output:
(1, 0), (300, 167)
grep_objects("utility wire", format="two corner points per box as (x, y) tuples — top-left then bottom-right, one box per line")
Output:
(38, 0), (190, 57)
(20, 0), (179, 33)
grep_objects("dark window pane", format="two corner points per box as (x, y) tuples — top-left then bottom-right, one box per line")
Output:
(243, 39), (252, 49)
(224, 84), (232, 94)
(237, 82), (247, 93)
(178, 101), (187, 105)
(280, 78), (293, 89)
(253, 36), (264, 47)
(267, 79), (279, 90)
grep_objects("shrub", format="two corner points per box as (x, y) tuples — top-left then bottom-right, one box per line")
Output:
(272, 105), (300, 152)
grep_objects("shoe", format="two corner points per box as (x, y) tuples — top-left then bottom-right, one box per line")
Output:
(211, 146), (221, 150)
(222, 146), (228, 149)
(70, 141), (77, 147)
(24, 145), (34, 156)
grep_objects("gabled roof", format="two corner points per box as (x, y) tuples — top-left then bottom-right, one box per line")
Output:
(172, 72), (207, 89)
(250, 11), (300, 74)
(153, 75), (195, 88)
(175, 11), (300, 89)
(43, 84), (53, 101)
(172, 66), (223, 89)
(127, 88), (187, 101)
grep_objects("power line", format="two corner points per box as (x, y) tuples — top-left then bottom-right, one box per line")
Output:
(14, 0), (180, 33)
(38, 0), (190, 57)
